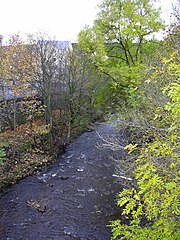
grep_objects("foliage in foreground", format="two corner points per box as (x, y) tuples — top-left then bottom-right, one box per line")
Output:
(111, 50), (180, 239)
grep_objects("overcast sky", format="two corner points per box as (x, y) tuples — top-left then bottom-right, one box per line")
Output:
(0, 0), (176, 42)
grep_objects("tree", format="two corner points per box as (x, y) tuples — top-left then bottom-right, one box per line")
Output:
(27, 33), (64, 151)
(78, 0), (164, 108)
(0, 34), (36, 130)
(57, 44), (102, 139)
(0, 34), (42, 160)
(27, 34), (57, 123)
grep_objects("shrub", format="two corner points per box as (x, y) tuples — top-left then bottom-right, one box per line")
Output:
(111, 52), (180, 239)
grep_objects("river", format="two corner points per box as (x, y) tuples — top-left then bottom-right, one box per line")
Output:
(0, 122), (126, 240)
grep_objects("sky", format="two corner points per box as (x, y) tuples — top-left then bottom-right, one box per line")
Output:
(0, 0), (177, 42)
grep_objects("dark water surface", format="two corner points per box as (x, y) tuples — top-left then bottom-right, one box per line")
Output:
(0, 123), (126, 240)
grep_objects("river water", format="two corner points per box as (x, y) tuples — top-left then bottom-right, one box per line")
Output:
(0, 122), (126, 240)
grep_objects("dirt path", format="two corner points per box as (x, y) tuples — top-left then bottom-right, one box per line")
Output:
(0, 122), (126, 240)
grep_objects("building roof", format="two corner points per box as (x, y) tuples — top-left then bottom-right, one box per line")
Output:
(38, 40), (71, 50)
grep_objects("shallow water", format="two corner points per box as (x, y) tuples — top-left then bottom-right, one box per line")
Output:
(0, 122), (126, 240)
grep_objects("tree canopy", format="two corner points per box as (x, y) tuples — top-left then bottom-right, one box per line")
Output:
(78, 0), (165, 109)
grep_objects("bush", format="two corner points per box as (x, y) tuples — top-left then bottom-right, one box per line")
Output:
(110, 52), (180, 239)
